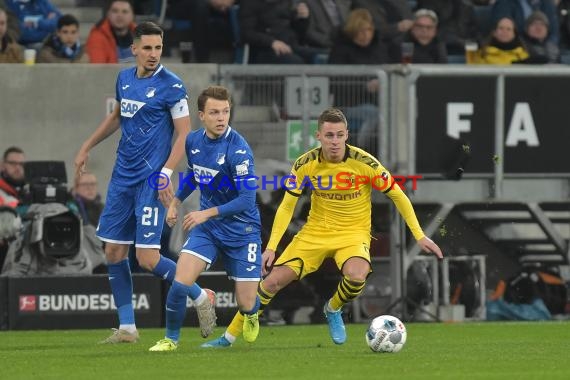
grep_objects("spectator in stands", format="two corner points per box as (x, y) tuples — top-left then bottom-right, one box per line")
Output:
(329, 7), (391, 65)
(415, 0), (482, 55)
(86, 0), (136, 63)
(557, 0), (570, 49)
(390, 8), (447, 63)
(304, 0), (352, 50)
(5, 0), (60, 47)
(474, 16), (529, 63)
(492, 0), (559, 43)
(0, 7), (23, 62)
(37, 14), (89, 63)
(0, 147), (26, 210)
(164, 0), (236, 63)
(0, 0), (21, 41)
(240, 0), (326, 64)
(521, 10), (560, 62)
(70, 172), (103, 228)
(0, 147), (26, 269)
(352, 0), (414, 43)
(328, 8), (390, 154)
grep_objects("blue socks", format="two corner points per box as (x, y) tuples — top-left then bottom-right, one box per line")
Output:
(165, 281), (191, 342)
(151, 255), (176, 283)
(108, 259), (134, 325)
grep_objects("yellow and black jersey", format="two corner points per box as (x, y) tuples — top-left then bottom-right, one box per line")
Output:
(266, 145), (425, 251)
(285, 144), (392, 233)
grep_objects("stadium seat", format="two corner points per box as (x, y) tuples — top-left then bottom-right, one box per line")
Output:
(560, 50), (570, 64)
(447, 54), (466, 64)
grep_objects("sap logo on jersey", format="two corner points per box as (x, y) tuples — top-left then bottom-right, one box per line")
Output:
(121, 98), (146, 118)
(192, 164), (219, 184)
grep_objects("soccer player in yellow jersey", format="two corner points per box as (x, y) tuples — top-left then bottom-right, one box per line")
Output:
(202, 107), (443, 347)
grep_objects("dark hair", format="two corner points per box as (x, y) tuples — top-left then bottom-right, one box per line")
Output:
(197, 86), (232, 112)
(3, 146), (24, 160)
(318, 108), (348, 130)
(96, 0), (133, 27)
(57, 14), (79, 30)
(134, 21), (163, 40)
(105, 0), (133, 13)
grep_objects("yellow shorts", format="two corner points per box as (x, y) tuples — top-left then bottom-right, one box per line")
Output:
(274, 229), (371, 279)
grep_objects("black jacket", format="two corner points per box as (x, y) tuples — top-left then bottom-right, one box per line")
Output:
(239, 0), (309, 48)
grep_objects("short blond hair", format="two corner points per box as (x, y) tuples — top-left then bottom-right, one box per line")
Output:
(343, 8), (374, 40)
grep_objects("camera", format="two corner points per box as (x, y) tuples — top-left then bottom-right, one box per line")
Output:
(22, 161), (80, 258)
(23, 161), (69, 204)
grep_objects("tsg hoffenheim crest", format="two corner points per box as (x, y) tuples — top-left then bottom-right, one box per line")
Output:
(216, 153), (226, 165)
(145, 87), (156, 98)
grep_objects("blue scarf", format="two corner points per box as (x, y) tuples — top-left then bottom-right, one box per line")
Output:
(51, 34), (81, 59)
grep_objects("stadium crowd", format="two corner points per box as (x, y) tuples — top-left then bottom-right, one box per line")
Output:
(1, 0), (570, 64)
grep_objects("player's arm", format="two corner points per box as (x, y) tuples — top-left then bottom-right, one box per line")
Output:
(74, 104), (121, 177)
(384, 183), (443, 258)
(167, 166), (198, 227)
(181, 153), (257, 230)
(261, 191), (298, 274)
(163, 114), (191, 174)
(180, 177), (256, 230)
(266, 192), (299, 251)
(158, 100), (192, 207)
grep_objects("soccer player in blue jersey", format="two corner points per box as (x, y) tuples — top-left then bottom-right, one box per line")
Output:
(74, 21), (215, 344)
(149, 86), (262, 352)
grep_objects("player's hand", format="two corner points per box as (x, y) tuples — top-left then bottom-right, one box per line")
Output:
(158, 180), (174, 208)
(182, 210), (210, 231)
(261, 249), (276, 276)
(74, 149), (89, 179)
(166, 201), (178, 227)
(418, 236), (443, 259)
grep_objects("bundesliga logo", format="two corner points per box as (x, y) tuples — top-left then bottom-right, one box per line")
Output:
(19, 295), (37, 312)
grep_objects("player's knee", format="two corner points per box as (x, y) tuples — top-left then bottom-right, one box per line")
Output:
(135, 251), (156, 271)
(104, 245), (127, 264)
(262, 276), (287, 294)
(343, 269), (369, 283)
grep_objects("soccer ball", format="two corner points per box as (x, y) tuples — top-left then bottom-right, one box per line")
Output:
(365, 315), (407, 353)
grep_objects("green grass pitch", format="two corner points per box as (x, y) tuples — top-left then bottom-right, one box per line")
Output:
(1, 322), (570, 380)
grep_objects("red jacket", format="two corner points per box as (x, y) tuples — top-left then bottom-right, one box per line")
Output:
(0, 177), (20, 208)
(86, 19), (136, 63)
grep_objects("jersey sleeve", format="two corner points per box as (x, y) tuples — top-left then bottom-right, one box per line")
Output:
(372, 163), (395, 194)
(175, 134), (197, 200)
(384, 183), (425, 241)
(266, 191), (299, 251)
(175, 165), (197, 201)
(282, 155), (309, 197)
(164, 79), (188, 109)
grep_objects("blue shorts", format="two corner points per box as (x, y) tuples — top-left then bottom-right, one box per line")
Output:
(96, 180), (165, 248)
(181, 225), (261, 281)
